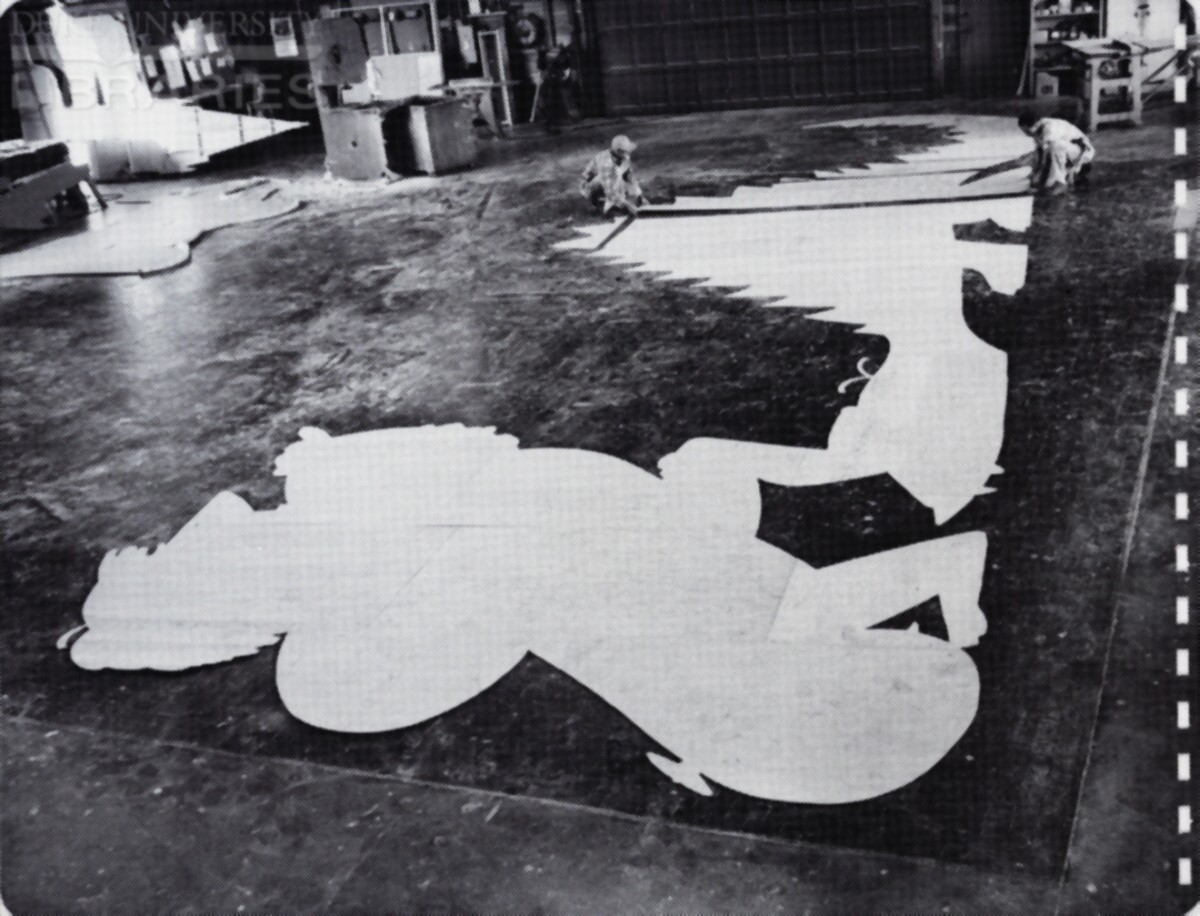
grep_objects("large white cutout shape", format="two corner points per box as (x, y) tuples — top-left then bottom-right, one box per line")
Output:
(65, 117), (1033, 805)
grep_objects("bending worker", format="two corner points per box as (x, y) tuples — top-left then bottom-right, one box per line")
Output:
(581, 135), (647, 217)
(1018, 109), (1095, 195)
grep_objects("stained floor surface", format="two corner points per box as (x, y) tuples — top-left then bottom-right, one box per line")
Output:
(1, 103), (1194, 913)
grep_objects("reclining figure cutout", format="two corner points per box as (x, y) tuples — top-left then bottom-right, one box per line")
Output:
(61, 117), (1034, 806)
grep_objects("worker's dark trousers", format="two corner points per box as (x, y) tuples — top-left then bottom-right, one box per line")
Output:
(543, 82), (570, 132)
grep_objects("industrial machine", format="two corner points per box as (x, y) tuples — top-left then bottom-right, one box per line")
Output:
(1063, 37), (1149, 128)
(306, 0), (477, 181)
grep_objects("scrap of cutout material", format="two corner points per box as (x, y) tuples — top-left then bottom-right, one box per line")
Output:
(64, 116), (1032, 805)
(559, 115), (1033, 523)
(559, 201), (1032, 524)
(0, 180), (300, 278)
(70, 426), (987, 805)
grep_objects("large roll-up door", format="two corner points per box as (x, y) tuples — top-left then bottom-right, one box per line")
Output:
(591, 0), (938, 115)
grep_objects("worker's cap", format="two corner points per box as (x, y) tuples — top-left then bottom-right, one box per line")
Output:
(611, 135), (637, 154)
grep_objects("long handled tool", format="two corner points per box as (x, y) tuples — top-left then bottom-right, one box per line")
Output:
(960, 152), (1035, 186)
(596, 212), (636, 250)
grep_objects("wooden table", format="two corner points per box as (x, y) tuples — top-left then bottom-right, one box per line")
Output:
(1063, 38), (1151, 129)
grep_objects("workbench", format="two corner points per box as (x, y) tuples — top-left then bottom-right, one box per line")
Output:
(1063, 37), (1155, 129)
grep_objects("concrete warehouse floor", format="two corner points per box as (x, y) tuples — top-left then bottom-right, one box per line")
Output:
(1, 101), (1197, 913)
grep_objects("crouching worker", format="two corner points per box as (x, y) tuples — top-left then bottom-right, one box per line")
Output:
(581, 135), (647, 217)
(1018, 110), (1095, 195)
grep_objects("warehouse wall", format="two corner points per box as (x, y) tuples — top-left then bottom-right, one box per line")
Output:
(957, 0), (1027, 97)
(587, 0), (939, 115)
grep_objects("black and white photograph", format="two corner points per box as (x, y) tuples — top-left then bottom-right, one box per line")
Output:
(1, 0), (1197, 912)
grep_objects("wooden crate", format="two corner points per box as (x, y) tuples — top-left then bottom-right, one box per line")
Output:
(397, 98), (477, 175)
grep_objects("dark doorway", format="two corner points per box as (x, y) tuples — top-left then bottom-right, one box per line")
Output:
(958, 0), (1027, 97)
(0, 9), (22, 140)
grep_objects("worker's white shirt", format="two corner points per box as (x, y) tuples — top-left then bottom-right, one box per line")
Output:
(1030, 117), (1095, 189)
(1032, 118), (1093, 154)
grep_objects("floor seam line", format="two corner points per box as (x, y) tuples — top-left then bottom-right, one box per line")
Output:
(1051, 223), (1191, 914)
(1, 712), (1049, 882)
